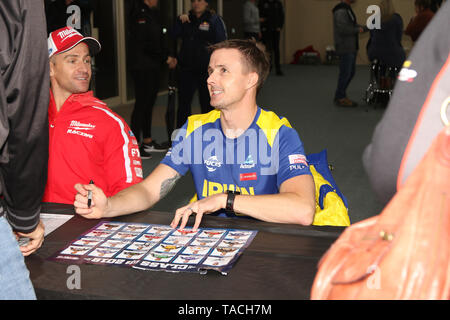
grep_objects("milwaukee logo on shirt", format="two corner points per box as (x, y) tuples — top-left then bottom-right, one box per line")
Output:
(67, 121), (96, 139)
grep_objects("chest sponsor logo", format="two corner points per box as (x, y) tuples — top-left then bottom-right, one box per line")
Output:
(240, 172), (257, 181)
(240, 155), (256, 169)
(66, 121), (96, 139)
(201, 179), (255, 198)
(69, 121), (96, 130)
(199, 22), (210, 31)
(204, 156), (222, 172)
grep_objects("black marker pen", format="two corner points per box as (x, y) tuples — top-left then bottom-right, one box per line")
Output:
(88, 180), (94, 208)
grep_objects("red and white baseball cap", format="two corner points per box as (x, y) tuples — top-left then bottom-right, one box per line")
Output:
(48, 26), (101, 58)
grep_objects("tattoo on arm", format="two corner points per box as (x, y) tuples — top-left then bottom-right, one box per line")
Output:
(159, 173), (181, 200)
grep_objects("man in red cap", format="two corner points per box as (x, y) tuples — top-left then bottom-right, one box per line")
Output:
(44, 26), (144, 205)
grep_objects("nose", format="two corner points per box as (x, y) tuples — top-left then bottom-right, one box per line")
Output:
(79, 60), (91, 74)
(207, 71), (216, 86)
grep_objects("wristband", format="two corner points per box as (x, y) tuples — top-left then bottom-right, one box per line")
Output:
(225, 190), (240, 213)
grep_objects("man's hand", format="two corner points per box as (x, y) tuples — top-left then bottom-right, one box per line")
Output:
(74, 183), (108, 219)
(16, 220), (45, 256)
(179, 14), (190, 24)
(171, 193), (227, 231)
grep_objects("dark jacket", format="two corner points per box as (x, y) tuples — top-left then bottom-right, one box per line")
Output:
(363, 1), (450, 205)
(258, 0), (285, 32)
(332, 2), (363, 54)
(0, 0), (49, 232)
(128, 1), (168, 71)
(367, 13), (406, 68)
(170, 10), (227, 73)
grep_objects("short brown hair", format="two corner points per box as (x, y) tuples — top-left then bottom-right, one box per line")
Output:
(208, 39), (270, 93)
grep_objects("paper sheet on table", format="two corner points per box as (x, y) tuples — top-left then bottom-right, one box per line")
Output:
(40, 213), (74, 236)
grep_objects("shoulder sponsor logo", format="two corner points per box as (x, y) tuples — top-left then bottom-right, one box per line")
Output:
(135, 167), (143, 178)
(204, 156), (222, 172)
(288, 154), (307, 165)
(289, 154), (308, 171)
(131, 147), (140, 158)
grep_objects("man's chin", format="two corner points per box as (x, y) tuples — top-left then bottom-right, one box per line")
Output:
(73, 86), (90, 94)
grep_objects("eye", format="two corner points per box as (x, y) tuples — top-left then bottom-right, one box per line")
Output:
(221, 67), (228, 73)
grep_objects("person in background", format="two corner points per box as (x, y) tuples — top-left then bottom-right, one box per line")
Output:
(44, 27), (143, 205)
(363, 0), (450, 205)
(405, 0), (435, 42)
(367, 0), (406, 88)
(258, 0), (285, 76)
(243, 0), (261, 41)
(128, 0), (171, 157)
(168, 0), (227, 129)
(0, 0), (49, 299)
(430, 0), (443, 12)
(332, 0), (368, 107)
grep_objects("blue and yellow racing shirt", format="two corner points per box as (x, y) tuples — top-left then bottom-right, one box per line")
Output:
(161, 107), (311, 217)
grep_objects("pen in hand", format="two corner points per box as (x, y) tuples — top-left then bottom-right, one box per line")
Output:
(87, 180), (94, 208)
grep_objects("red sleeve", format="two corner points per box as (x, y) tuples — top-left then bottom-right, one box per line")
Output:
(102, 116), (143, 197)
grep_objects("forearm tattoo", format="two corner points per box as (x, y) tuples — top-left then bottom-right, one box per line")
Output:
(159, 173), (181, 200)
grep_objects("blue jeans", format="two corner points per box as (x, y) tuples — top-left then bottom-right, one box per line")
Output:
(0, 216), (36, 300)
(335, 53), (357, 100)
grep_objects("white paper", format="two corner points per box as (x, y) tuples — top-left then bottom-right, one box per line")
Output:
(40, 213), (74, 236)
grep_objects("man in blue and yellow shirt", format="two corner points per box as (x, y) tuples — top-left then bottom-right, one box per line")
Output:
(73, 39), (316, 230)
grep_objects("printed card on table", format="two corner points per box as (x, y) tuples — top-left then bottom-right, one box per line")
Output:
(50, 221), (257, 275)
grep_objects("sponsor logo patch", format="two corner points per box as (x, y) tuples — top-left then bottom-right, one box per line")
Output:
(240, 172), (257, 181)
(240, 155), (255, 169)
(204, 156), (222, 172)
(288, 154), (307, 165)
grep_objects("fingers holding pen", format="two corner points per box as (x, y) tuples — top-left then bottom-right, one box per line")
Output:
(73, 182), (107, 219)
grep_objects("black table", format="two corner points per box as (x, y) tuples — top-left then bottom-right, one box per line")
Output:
(26, 203), (344, 300)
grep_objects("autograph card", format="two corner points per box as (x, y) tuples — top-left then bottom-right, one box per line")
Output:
(50, 221), (257, 275)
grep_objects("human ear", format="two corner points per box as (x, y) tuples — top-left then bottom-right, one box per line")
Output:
(246, 72), (259, 90)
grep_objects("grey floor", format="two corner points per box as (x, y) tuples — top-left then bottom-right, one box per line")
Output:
(113, 64), (386, 224)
